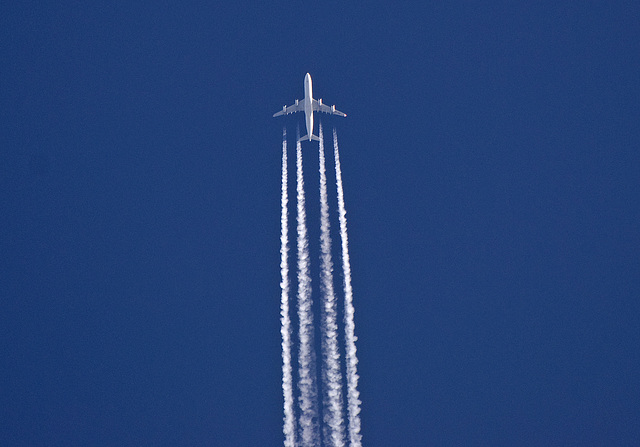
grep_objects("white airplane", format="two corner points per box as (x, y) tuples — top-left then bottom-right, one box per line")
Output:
(273, 73), (346, 142)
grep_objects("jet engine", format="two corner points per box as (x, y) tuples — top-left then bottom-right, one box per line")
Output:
(318, 98), (323, 105)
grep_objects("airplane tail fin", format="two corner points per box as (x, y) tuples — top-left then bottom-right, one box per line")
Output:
(299, 134), (320, 142)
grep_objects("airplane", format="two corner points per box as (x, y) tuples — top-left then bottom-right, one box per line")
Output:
(273, 73), (346, 142)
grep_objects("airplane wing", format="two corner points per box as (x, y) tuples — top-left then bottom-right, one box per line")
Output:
(273, 100), (304, 117)
(312, 99), (347, 117)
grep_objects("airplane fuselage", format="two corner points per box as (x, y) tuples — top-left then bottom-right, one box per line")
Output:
(303, 73), (314, 141)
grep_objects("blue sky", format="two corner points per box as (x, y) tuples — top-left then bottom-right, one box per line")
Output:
(2, 2), (639, 446)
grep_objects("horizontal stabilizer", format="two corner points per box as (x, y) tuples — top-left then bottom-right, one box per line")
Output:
(299, 134), (320, 142)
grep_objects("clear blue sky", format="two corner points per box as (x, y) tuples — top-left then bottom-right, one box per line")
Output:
(1, 2), (639, 446)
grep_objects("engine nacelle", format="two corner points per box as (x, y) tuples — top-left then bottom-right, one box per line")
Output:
(318, 98), (323, 105)
(331, 105), (336, 112)
(283, 105), (286, 111)
(295, 99), (299, 105)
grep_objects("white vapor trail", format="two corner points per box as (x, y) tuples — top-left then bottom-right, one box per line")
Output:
(280, 128), (296, 447)
(333, 127), (362, 447)
(296, 126), (320, 446)
(318, 123), (346, 447)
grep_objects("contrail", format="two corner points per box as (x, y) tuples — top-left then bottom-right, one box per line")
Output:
(318, 122), (346, 447)
(296, 126), (320, 446)
(333, 127), (362, 447)
(279, 127), (296, 447)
